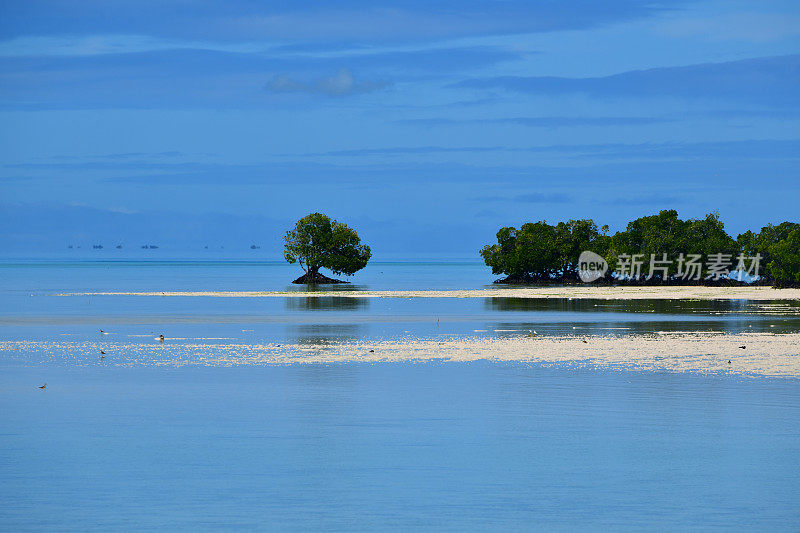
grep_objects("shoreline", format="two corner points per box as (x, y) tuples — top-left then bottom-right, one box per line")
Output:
(57, 286), (800, 300)
(4, 332), (799, 378)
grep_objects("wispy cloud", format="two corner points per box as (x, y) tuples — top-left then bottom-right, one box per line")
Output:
(0, 44), (515, 109)
(657, 12), (800, 43)
(455, 55), (800, 105)
(0, 35), (267, 57)
(515, 192), (572, 203)
(606, 194), (681, 206)
(10, 141), (797, 175)
(314, 139), (800, 160)
(322, 146), (501, 156)
(264, 68), (389, 96)
(476, 192), (572, 203)
(399, 116), (670, 128)
(0, 1), (680, 43)
(474, 208), (502, 219)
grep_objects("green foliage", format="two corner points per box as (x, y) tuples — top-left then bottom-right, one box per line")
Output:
(554, 219), (611, 279)
(608, 210), (737, 279)
(480, 219), (609, 282)
(738, 222), (800, 282)
(284, 213), (371, 276)
(768, 229), (800, 285)
(609, 210), (689, 277)
(480, 210), (800, 285)
(686, 212), (738, 258)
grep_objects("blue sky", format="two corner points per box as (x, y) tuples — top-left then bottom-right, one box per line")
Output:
(1, 0), (798, 257)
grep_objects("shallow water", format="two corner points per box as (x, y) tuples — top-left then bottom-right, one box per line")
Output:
(2, 364), (799, 531)
(1, 260), (799, 530)
(2, 261), (799, 345)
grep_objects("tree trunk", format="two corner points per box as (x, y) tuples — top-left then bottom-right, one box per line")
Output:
(292, 267), (349, 284)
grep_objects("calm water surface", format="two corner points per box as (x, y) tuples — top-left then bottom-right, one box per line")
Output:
(1, 260), (799, 530)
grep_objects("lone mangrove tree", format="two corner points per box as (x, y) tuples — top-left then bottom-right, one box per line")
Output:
(284, 213), (371, 284)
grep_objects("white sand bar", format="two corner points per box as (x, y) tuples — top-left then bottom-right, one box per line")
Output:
(5, 333), (799, 377)
(59, 286), (800, 300)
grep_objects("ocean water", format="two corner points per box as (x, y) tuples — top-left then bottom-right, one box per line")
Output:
(1, 260), (799, 530)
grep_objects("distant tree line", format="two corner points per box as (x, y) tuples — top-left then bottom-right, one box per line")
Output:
(480, 210), (800, 287)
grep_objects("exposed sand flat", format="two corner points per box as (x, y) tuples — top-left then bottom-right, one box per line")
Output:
(4, 332), (799, 378)
(58, 286), (800, 300)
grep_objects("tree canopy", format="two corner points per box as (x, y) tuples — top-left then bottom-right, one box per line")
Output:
(284, 213), (371, 282)
(738, 221), (800, 284)
(480, 219), (610, 282)
(481, 210), (798, 286)
(768, 228), (800, 286)
(608, 210), (738, 279)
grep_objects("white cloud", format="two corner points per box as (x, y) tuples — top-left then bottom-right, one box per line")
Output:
(265, 68), (389, 97)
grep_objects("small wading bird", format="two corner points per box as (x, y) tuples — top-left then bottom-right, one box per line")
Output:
(159, 334), (165, 343)
(39, 383), (46, 389)
(100, 329), (108, 335)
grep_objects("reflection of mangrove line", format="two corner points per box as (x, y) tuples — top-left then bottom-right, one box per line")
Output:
(284, 296), (369, 311)
(289, 284), (365, 293)
(289, 324), (365, 345)
(489, 320), (785, 335)
(484, 297), (763, 314)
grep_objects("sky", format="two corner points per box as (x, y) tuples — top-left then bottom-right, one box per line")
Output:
(1, 0), (799, 258)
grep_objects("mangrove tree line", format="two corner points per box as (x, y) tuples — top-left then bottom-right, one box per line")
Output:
(480, 210), (800, 286)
